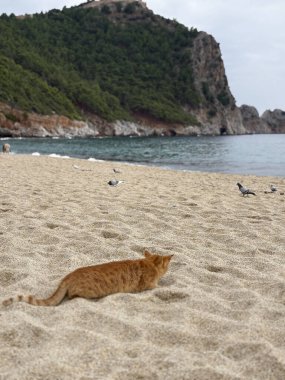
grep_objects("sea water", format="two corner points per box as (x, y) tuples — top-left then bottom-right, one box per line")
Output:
(1, 134), (284, 176)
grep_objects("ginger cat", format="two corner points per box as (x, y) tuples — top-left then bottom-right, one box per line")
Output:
(2, 251), (173, 307)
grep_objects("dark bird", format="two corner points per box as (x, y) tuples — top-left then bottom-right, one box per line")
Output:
(237, 183), (256, 196)
(108, 179), (124, 187)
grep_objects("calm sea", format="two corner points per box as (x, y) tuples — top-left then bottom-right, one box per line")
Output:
(1, 134), (284, 176)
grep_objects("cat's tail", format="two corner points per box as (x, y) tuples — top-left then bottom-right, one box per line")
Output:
(2, 281), (68, 307)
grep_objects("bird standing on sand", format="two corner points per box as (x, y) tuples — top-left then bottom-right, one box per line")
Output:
(237, 183), (256, 196)
(113, 168), (121, 174)
(108, 179), (124, 187)
(270, 185), (277, 192)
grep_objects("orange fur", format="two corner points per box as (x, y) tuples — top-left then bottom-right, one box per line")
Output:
(2, 251), (173, 307)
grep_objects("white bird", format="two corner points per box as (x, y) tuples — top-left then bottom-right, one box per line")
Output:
(270, 185), (277, 192)
(113, 168), (121, 174)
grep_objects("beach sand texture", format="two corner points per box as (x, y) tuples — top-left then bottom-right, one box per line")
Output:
(0, 155), (285, 380)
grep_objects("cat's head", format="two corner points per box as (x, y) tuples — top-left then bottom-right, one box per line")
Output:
(144, 250), (173, 275)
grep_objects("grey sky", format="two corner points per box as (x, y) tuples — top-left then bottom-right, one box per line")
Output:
(1, 0), (284, 114)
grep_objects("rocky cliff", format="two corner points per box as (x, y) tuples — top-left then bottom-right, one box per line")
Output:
(0, 1), (284, 137)
(186, 32), (246, 135)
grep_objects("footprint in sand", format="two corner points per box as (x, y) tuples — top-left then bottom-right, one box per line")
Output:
(206, 265), (247, 280)
(130, 245), (147, 254)
(246, 215), (273, 222)
(1, 325), (50, 349)
(0, 270), (27, 286)
(206, 265), (224, 273)
(46, 223), (59, 230)
(154, 290), (189, 302)
(183, 213), (196, 219)
(102, 230), (126, 241)
(0, 208), (12, 213)
(32, 233), (61, 245)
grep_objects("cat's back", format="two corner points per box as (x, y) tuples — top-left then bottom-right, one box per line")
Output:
(70, 258), (145, 276)
(65, 258), (157, 294)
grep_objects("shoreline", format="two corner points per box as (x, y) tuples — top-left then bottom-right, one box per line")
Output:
(0, 155), (285, 379)
(2, 152), (285, 178)
(1, 134), (285, 177)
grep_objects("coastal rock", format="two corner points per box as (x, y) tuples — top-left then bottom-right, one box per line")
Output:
(189, 32), (247, 135)
(239, 105), (270, 134)
(112, 121), (154, 136)
(2, 101), (285, 138)
(0, 104), (98, 138)
(261, 109), (285, 133)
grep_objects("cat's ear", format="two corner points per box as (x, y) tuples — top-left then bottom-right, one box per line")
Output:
(144, 250), (153, 258)
(162, 255), (173, 264)
(153, 256), (164, 266)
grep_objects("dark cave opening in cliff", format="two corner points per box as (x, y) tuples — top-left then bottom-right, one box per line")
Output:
(220, 127), (227, 135)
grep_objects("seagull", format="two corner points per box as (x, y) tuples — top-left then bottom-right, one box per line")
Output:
(237, 183), (256, 196)
(113, 168), (121, 174)
(270, 185), (277, 192)
(108, 179), (124, 187)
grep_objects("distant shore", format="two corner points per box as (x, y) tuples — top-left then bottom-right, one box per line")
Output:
(1, 155), (285, 379)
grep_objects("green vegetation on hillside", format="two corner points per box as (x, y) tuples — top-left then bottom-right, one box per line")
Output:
(0, 4), (200, 124)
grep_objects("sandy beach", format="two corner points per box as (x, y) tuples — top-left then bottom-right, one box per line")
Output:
(0, 154), (284, 380)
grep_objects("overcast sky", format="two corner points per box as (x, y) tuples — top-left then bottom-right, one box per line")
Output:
(1, 0), (284, 115)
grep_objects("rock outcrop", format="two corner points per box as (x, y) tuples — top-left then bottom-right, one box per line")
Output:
(1, 102), (284, 138)
(189, 32), (246, 135)
(80, 0), (147, 11)
(238, 106), (285, 134)
(239, 105), (270, 134)
(261, 109), (285, 133)
(0, 103), (98, 138)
